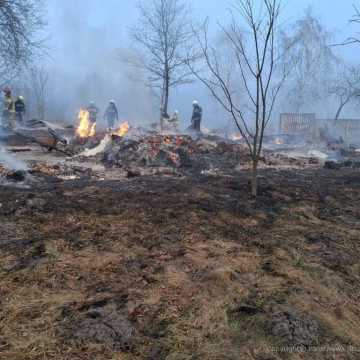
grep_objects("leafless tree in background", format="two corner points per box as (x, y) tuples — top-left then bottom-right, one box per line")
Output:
(280, 9), (337, 112)
(0, 0), (46, 86)
(29, 66), (49, 120)
(129, 0), (197, 130)
(188, 0), (290, 197)
(329, 64), (360, 120)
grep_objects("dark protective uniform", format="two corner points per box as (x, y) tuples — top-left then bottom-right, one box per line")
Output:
(15, 98), (26, 124)
(87, 104), (99, 124)
(104, 103), (119, 129)
(191, 104), (203, 132)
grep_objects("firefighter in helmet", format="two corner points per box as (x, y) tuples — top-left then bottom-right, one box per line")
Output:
(2, 87), (15, 129)
(104, 100), (119, 130)
(191, 100), (202, 132)
(15, 96), (26, 124)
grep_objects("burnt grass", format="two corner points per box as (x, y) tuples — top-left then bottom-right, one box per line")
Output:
(0, 167), (360, 359)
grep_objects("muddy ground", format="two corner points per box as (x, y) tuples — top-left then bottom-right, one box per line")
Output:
(0, 156), (360, 359)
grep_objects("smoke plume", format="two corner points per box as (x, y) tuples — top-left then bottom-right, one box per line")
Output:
(0, 145), (28, 171)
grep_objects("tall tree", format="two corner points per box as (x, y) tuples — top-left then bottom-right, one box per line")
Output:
(0, 0), (46, 86)
(280, 8), (337, 112)
(188, 0), (290, 197)
(129, 0), (197, 130)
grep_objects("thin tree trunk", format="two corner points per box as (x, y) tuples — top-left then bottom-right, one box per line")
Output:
(160, 80), (165, 132)
(335, 103), (345, 121)
(163, 71), (170, 115)
(160, 68), (170, 133)
(159, 108), (164, 133)
(335, 98), (350, 121)
(251, 158), (258, 197)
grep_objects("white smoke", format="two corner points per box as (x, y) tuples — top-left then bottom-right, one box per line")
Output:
(0, 145), (28, 171)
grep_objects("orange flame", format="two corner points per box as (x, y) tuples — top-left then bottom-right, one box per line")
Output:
(89, 123), (96, 137)
(275, 137), (284, 145)
(76, 109), (96, 138)
(113, 121), (130, 137)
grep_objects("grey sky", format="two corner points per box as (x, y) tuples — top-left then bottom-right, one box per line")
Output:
(47, 0), (357, 47)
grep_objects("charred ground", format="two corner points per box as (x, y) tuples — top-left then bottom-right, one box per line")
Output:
(0, 161), (360, 359)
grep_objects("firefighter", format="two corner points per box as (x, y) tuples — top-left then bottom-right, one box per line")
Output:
(104, 100), (119, 130)
(15, 96), (26, 124)
(191, 100), (203, 132)
(87, 101), (99, 125)
(2, 87), (15, 129)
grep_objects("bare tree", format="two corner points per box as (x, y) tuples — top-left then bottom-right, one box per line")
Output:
(329, 64), (360, 120)
(280, 8), (337, 112)
(188, 0), (290, 197)
(29, 66), (49, 120)
(129, 0), (197, 130)
(0, 0), (45, 85)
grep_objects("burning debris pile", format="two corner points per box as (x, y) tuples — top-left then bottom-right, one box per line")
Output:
(102, 135), (193, 169)
(74, 132), (253, 177)
(74, 126), (338, 176)
(2, 118), (335, 186)
(75, 108), (130, 141)
(2, 106), (360, 187)
(58, 110), (246, 174)
(69, 109), (131, 151)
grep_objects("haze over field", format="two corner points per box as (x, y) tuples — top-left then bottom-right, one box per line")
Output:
(44, 0), (360, 129)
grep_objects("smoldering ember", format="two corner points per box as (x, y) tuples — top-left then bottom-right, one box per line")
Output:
(0, 1), (360, 360)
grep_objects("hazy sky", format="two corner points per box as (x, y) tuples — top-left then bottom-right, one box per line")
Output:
(44, 0), (360, 126)
(47, 0), (357, 48)
(48, 0), (356, 44)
